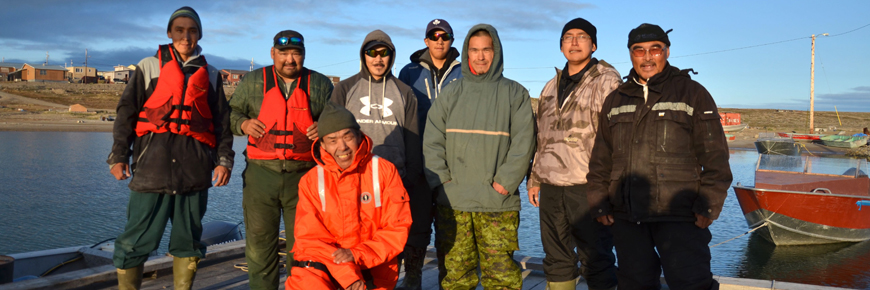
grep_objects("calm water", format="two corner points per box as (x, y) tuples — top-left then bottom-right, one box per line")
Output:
(1, 132), (869, 289)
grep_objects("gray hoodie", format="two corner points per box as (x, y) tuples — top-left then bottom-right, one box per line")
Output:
(332, 30), (421, 186)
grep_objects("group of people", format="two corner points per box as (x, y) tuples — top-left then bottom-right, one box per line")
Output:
(107, 6), (733, 290)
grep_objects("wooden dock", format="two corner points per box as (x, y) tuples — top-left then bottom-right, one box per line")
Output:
(0, 241), (853, 290)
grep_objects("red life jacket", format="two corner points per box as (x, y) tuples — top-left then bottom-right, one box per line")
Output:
(246, 66), (315, 161)
(135, 44), (216, 147)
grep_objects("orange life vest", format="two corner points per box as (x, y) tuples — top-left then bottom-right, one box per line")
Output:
(245, 66), (314, 161)
(135, 44), (215, 147)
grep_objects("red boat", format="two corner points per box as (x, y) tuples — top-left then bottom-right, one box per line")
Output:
(733, 155), (870, 245)
(776, 132), (826, 141)
(720, 112), (747, 132)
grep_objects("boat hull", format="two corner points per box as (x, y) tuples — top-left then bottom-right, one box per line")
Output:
(754, 140), (799, 155)
(722, 123), (747, 132)
(734, 186), (870, 245)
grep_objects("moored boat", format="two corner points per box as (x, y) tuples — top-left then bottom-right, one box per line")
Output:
(777, 132), (826, 141)
(733, 155), (870, 246)
(4, 221), (242, 283)
(720, 112), (747, 132)
(820, 135), (870, 149)
(754, 139), (800, 155)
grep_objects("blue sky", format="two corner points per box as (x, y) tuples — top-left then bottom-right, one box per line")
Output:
(2, 0), (868, 111)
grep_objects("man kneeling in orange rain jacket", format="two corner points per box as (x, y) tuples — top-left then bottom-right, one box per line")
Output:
(287, 102), (412, 290)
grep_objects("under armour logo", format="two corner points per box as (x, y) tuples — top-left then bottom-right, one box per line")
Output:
(360, 96), (393, 117)
(433, 20), (441, 25)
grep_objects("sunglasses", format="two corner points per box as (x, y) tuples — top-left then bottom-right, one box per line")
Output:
(275, 36), (303, 47)
(427, 32), (453, 41)
(631, 46), (665, 57)
(364, 49), (391, 58)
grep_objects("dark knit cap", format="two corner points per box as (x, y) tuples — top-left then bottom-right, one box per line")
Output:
(167, 6), (202, 40)
(318, 102), (360, 138)
(627, 23), (672, 48)
(561, 18), (597, 47)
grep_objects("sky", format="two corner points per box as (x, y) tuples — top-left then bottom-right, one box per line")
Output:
(1, 0), (869, 111)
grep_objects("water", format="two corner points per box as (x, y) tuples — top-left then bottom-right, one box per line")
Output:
(1, 132), (869, 289)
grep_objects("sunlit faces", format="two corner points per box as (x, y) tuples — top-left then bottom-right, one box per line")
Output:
(364, 45), (391, 80)
(561, 28), (596, 66)
(321, 128), (361, 170)
(167, 17), (199, 60)
(630, 41), (669, 84)
(271, 48), (305, 80)
(468, 32), (494, 75)
(425, 29), (452, 61)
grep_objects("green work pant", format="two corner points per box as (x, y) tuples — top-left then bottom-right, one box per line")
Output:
(435, 205), (522, 290)
(243, 162), (308, 290)
(113, 190), (208, 269)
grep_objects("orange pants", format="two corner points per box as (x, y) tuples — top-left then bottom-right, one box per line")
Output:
(284, 266), (398, 290)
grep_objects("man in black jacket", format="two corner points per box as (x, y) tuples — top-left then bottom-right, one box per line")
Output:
(107, 6), (233, 290)
(586, 23), (732, 290)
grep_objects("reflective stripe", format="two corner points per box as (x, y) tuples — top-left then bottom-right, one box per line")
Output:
(317, 165), (326, 211)
(607, 105), (637, 120)
(652, 102), (694, 116)
(373, 156), (381, 208)
(446, 129), (510, 137)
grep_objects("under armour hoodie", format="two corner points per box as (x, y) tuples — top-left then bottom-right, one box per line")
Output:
(332, 30), (422, 186)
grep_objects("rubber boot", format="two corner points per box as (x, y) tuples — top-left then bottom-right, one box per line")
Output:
(172, 256), (201, 290)
(116, 265), (143, 290)
(395, 246), (426, 290)
(546, 280), (577, 290)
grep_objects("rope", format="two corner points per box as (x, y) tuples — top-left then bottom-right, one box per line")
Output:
(709, 221), (769, 248)
(799, 143), (816, 156)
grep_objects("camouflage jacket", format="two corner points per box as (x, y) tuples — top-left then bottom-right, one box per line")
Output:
(528, 60), (621, 188)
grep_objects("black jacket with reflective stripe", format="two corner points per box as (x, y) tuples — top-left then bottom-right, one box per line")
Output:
(587, 63), (732, 222)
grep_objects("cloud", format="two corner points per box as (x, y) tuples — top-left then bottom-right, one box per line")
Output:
(721, 86), (870, 112)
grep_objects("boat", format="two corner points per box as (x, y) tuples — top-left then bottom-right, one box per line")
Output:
(820, 135), (869, 149)
(3, 221), (243, 283)
(777, 132), (826, 141)
(755, 139), (800, 155)
(720, 112), (747, 132)
(726, 134), (736, 141)
(733, 155), (870, 245)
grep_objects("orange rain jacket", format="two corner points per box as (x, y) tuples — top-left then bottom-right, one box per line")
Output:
(287, 134), (412, 290)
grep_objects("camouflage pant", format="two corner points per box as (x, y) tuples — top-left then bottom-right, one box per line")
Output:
(435, 205), (521, 290)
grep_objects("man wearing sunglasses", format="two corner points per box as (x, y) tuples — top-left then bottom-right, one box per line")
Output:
(229, 30), (335, 290)
(527, 18), (620, 290)
(424, 24), (535, 290)
(332, 30), (422, 235)
(586, 23), (732, 290)
(108, 6), (234, 290)
(396, 18), (462, 290)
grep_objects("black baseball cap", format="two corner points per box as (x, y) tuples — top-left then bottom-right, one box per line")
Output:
(274, 30), (304, 52)
(627, 23), (672, 48)
(426, 19), (453, 37)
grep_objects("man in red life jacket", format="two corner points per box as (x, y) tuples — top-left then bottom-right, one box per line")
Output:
(107, 6), (234, 290)
(286, 102), (411, 290)
(229, 30), (335, 290)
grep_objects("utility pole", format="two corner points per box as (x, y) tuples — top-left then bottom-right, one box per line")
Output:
(250, 58), (254, 71)
(45, 51), (49, 66)
(84, 49), (89, 84)
(808, 33), (828, 134)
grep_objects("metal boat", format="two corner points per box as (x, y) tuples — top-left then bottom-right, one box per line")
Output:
(733, 155), (870, 245)
(820, 135), (869, 149)
(2, 221), (242, 283)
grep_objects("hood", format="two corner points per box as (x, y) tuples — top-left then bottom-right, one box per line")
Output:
(312, 133), (374, 173)
(359, 30), (396, 81)
(461, 24), (504, 83)
(409, 47), (461, 69)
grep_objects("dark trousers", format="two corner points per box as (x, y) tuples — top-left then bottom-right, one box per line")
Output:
(406, 175), (433, 248)
(243, 162), (307, 290)
(611, 218), (718, 290)
(539, 183), (617, 289)
(113, 190), (208, 269)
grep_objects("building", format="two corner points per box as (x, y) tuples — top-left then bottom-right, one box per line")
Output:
(0, 63), (25, 81)
(326, 75), (340, 86)
(220, 69), (248, 86)
(19, 64), (69, 82)
(66, 66), (98, 83)
(69, 104), (87, 113)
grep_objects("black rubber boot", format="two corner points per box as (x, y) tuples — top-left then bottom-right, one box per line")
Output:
(395, 246), (426, 290)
